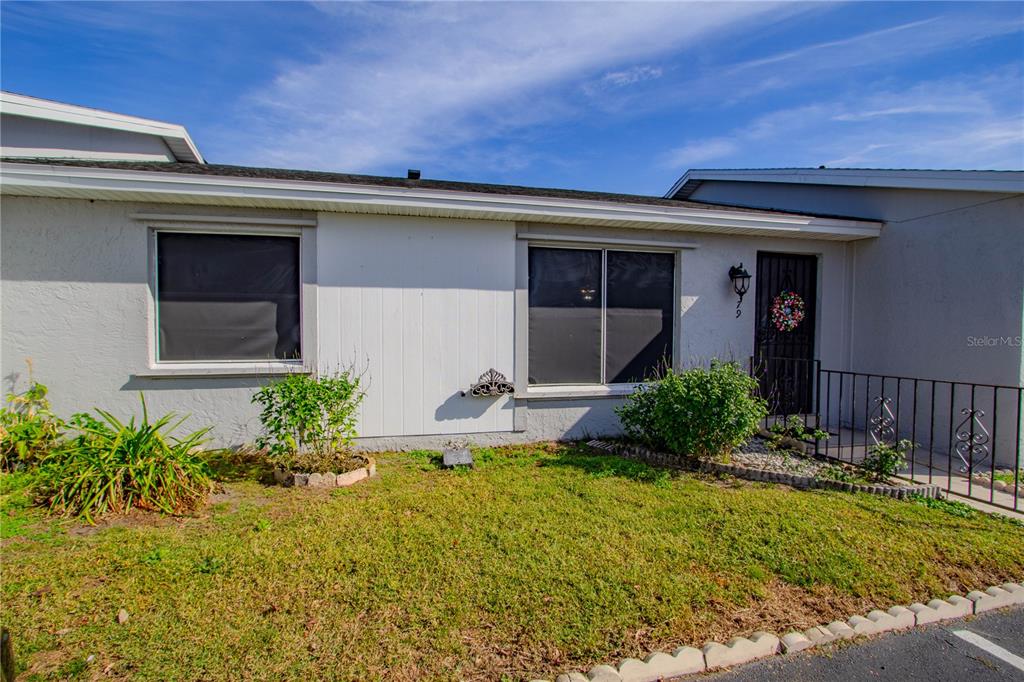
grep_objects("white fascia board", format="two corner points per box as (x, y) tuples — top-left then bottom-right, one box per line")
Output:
(666, 168), (1024, 197)
(0, 92), (204, 164)
(0, 162), (883, 240)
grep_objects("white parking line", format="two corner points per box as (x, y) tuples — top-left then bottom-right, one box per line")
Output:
(952, 629), (1024, 672)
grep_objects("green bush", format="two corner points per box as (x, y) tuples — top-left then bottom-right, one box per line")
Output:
(616, 360), (767, 460)
(38, 397), (212, 523)
(862, 439), (912, 482)
(1, 379), (65, 470)
(252, 370), (364, 472)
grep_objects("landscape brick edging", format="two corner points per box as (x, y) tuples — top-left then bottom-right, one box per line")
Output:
(970, 471), (1024, 499)
(534, 582), (1024, 682)
(586, 440), (942, 501)
(272, 457), (377, 488)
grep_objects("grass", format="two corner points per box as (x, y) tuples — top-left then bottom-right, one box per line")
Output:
(2, 442), (1023, 681)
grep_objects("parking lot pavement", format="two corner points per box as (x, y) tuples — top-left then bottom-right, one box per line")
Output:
(697, 606), (1024, 681)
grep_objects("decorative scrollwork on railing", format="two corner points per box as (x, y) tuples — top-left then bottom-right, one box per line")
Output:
(465, 369), (514, 397)
(954, 408), (991, 473)
(869, 396), (896, 445)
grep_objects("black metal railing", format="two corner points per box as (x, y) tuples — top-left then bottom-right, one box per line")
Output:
(750, 356), (1022, 513)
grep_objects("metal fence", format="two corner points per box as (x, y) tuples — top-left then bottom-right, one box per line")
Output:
(750, 356), (1023, 513)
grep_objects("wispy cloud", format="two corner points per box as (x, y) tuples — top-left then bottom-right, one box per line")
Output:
(217, 2), (787, 173)
(663, 68), (1024, 170)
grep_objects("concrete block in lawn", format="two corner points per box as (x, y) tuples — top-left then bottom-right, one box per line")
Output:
(703, 632), (780, 669)
(555, 673), (588, 682)
(336, 468), (368, 487)
(669, 647), (706, 675)
(908, 597), (972, 625)
(967, 586), (1019, 613)
(587, 664), (622, 682)
(825, 621), (856, 640)
(780, 631), (814, 653)
(847, 615), (883, 636)
(1001, 583), (1024, 604)
(803, 626), (839, 646)
(615, 659), (647, 682)
(862, 607), (914, 633)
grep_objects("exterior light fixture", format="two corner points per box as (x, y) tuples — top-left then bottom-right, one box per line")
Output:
(729, 263), (751, 318)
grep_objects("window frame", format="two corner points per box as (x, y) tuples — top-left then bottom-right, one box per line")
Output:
(524, 240), (682, 390)
(141, 219), (314, 377)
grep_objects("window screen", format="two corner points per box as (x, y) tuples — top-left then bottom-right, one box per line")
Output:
(157, 232), (301, 361)
(605, 250), (675, 383)
(528, 247), (602, 384)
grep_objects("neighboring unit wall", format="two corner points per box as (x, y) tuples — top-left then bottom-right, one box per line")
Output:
(690, 181), (1024, 388)
(0, 114), (178, 162)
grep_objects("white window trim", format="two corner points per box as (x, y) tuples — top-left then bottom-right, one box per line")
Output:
(138, 214), (317, 378)
(517, 237), (684, 395)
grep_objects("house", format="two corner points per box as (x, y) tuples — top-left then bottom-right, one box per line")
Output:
(1, 92), (1021, 458)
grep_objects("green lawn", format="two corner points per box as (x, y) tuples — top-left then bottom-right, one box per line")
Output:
(2, 443), (1023, 681)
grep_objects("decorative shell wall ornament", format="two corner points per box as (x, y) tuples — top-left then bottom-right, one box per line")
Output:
(466, 369), (515, 397)
(770, 290), (805, 332)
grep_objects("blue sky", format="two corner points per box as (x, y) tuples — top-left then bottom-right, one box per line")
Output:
(2, 1), (1022, 195)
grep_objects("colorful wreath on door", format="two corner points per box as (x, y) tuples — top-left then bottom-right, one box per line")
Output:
(770, 290), (805, 332)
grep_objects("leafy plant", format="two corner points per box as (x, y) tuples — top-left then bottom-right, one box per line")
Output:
(616, 360), (767, 460)
(768, 415), (829, 446)
(38, 396), (213, 523)
(909, 493), (976, 519)
(862, 439), (912, 482)
(252, 370), (364, 471)
(1, 372), (65, 470)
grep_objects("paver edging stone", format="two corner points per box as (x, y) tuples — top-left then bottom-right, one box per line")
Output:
(540, 579), (1024, 682)
(272, 455), (377, 488)
(587, 440), (942, 500)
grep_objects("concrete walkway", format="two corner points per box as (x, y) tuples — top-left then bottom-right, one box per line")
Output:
(699, 606), (1024, 681)
(815, 427), (1023, 520)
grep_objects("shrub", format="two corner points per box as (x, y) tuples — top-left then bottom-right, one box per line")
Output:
(616, 360), (767, 460)
(768, 414), (829, 445)
(38, 397), (212, 523)
(252, 370), (364, 472)
(1, 378), (65, 470)
(862, 439), (912, 482)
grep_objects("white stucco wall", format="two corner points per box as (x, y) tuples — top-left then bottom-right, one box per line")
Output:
(2, 196), (856, 449)
(0, 114), (178, 162)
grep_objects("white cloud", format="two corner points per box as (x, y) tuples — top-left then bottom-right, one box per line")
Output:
(663, 138), (739, 168)
(664, 68), (1024, 171)
(218, 2), (787, 173)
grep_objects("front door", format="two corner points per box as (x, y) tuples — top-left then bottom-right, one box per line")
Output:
(753, 252), (818, 415)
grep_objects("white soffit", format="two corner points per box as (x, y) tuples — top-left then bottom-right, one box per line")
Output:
(0, 162), (883, 241)
(0, 92), (204, 164)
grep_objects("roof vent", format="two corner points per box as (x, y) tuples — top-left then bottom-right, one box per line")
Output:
(407, 169), (421, 180)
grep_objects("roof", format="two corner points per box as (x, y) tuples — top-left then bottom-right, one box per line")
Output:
(666, 167), (1024, 200)
(0, 158), (884, 241)
(0, 91), (204, 164)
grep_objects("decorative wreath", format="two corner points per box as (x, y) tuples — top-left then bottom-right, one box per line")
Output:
(770, 290), (805, 332)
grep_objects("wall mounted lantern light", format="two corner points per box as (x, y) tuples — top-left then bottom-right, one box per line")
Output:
(729, 263), (751, 318)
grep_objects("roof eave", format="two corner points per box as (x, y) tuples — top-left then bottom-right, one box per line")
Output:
(666, 168), (1024, 198)
(0, 162), (883, 241)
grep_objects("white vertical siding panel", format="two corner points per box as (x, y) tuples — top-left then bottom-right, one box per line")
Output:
(360, 287), (384, 437)
(317, 213), (515, 437)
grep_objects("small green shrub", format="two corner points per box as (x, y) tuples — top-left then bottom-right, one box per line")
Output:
(862, 439), (912, 482)
(252, 370), (364, 472)
(768, 415), (829, 446)
(909, 493), (976, 519)
(38, 396), (212, 523)
(1, 378), (65, 470)
(616, 360), (767, 460)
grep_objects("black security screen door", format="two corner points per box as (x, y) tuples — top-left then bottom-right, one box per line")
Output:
(754, 252), (817, 414)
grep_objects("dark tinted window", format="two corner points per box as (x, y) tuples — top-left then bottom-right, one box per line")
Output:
(157, 232), (300, 361)
(528, 247), (602, 384)
(605, 250), (674, 382)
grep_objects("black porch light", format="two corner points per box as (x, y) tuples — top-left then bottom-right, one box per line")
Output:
(729, 263), (751, 318)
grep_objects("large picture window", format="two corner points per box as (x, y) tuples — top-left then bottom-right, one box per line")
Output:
(528, 246), (675, 385)
(156, 232), (301, 362)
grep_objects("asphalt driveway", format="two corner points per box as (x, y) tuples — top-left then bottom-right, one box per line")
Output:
(699, 606), (1024, 681)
